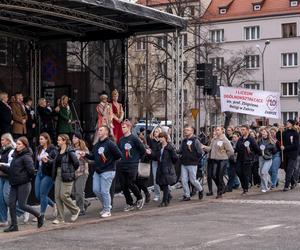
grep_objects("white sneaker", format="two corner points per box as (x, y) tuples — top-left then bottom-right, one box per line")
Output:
(0, 221), (8, 227)
(23, 212), (30, 223)
(32, 217), (38, 222)
(101, 212), (111, 218)
(136, 197), (145, 210)
(123, 204), (135, 212)
(99, 210), (105, 216)
(52, 204), (58, 217)
(52, 219), (64, 225)
(261, 189), (267, 193)
(153, 197), (160, 202)
(70, 209), (80, 222)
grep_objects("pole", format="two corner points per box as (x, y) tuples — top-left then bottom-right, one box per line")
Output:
(262, 51), (266, 126)
(165, 42), (168, 126)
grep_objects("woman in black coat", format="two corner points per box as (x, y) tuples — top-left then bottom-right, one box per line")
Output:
(37, 98), (55, 141)
(156, 132), (178, 207)
(0, 137), (44, 232)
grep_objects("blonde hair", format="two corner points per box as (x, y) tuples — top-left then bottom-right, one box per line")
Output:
(150, 126), (162, 140)
(1, 133), (16, 148)
(0, 92), (8, 102)
(72, 138), (89, 153)
(259, 127), (275, 144)
(38, 98), (46, 106)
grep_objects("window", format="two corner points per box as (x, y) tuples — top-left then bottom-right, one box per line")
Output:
(282, 23), (297, 38)
(210, 57), (224, 70)
(156, 36), (167, 49)
(183, 33), (188, 47)
(244, 83), (260, 90)
(282, 53), (298, 67)
(290, 0), (299, 7)
(136, 37), (146, 51)
(210, 29), (224, 43)
(245, 55), (260, 69)
(281, 82), (298, 96)
(282, 112), (298, 122)
(219, 8), (227, 14)
(253, 4), (261, 11)
(184, 6), (195, 17)
(136, 64), (146, 77)
(157, 62), (167, 75)
(0, 37), (7, 66)
(244, 26), (260, 40)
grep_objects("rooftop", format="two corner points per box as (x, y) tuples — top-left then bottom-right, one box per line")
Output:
(202, 0), (300, 23)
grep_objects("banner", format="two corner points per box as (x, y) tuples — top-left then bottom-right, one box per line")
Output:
(220, 86), (281, 119)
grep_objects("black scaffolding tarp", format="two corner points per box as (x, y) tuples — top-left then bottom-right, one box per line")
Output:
(0, 0), (187, 41)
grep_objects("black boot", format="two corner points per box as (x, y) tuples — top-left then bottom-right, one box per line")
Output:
(145, 192), (151, 203)
(198, 190), (204, 200)
(37, 215), (44, 228)
(4, 225), (18, 233)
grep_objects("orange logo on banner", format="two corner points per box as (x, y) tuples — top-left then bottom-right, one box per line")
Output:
(191, 108), (199, 120)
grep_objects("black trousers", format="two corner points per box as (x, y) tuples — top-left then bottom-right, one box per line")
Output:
(118, 168), (142, 206)
(251, 161), (260, 186)
(236, 161), (252, 192)
(9, 183), (40, 226)
(160, 185), (170, 203)
(285, 158), (297, 188)
(136, 177), (149, 196)
(212, 160), (227, 195)
(207, 159), (216, 193)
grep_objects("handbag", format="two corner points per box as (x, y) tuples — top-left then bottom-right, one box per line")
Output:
(138, 161), (151, 178)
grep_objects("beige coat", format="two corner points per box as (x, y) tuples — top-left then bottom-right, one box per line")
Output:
(203, 134), (234, 160)
(11, 101), (27, 135)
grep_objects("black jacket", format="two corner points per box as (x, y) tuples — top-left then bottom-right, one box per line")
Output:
(178, 136), (203, 165)
(86, 138), (122, 174)
(25, 105), (37, 138)
(235, 135), (260, 163)
(156, 143), (178, 186)
(35, 144), (58, 177)
(0, 148), (35, 186)
(0, 101), (12, 135)
(148, 138), (161, 162)
(37, 106), (55, 133)
(51, 146), (80, 182)
(257, 138), (276, 160)
(282, 128), (299, 159)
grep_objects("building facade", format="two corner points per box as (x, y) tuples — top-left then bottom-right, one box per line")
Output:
(200, 0), (300, 126)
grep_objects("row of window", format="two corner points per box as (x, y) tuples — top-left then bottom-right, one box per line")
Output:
(244, 82), (299, 97)
(210, 52), (298, 70)
(136, 34), (188, 51)
(210, 23), (298, 43)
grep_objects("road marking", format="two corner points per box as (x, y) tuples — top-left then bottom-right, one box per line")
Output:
(257, 224), (282, 231)
(214, 199), (300, 206)
(206, 234), (246, 246)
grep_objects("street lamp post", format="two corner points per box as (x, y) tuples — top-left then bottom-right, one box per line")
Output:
(256, 40), (270, 125)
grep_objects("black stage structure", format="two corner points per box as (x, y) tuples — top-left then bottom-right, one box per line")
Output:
(0, 0), (186, 200)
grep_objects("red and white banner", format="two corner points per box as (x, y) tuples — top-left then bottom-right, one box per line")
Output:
(220, 86), (281, 119)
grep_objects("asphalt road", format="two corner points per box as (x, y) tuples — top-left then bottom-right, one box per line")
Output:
(2, 186), (300, 250)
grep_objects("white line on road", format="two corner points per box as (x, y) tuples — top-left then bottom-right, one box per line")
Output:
(214, 199), (300, 205)
(257, 224), (283, 231)
(206, 234), (247, 247)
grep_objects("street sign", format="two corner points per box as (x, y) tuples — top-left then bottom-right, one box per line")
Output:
(191, 108), (200, 120)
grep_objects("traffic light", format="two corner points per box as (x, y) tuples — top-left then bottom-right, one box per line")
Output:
(196, 63), (212, 87)
(204, 75), (218, 96)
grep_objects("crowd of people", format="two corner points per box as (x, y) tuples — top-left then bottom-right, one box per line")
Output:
(0, 91), (300, 234)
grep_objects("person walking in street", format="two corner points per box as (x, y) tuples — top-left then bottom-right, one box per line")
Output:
(118, 120), (146, 212)
(178, 125), (204, 201)
(282, 120), (299, 191)
(44, 134), (80, 224)
(34, 132), (57, 221)
(235, 125), (260, 195)
(149, 126), (162, 201)
(156, 132), (177, 207)
(202, 127), (234, 198)
(0, 92), (13, 137)
(257, 127), (275, 193)
(72, 133), (91, 216)
(269, 127), (282, 189)
(83, 126), (122, 218)
(0, 137), (44, 232)
(11, 93), (27, 139)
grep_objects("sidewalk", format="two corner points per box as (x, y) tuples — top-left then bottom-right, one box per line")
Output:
(0, 183), (286, 240)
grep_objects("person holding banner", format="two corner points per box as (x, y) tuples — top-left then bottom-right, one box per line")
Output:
(282, 120), (299, 191)
(257, 128), (275, 193)
(235, 125), (260, 195)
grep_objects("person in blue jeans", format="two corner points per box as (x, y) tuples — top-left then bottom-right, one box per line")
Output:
(34, 132), (57, 221)
(0, 133), (24, 226)
(83, 125), (122, 218)
(269, 127), (282, 188)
